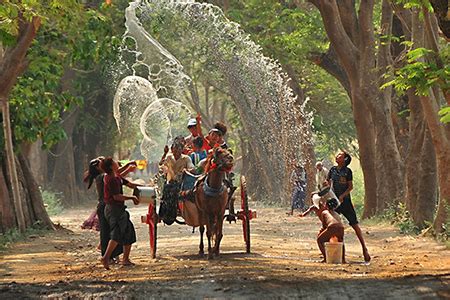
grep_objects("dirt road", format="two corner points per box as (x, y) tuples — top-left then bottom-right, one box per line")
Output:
(0, 203), (449, 299)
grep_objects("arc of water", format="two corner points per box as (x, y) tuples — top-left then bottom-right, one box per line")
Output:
(114, 0), (314, 202)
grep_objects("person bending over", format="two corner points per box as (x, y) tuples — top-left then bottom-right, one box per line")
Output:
(317, 199), (345, 263)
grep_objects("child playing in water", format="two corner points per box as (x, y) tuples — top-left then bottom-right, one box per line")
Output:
(300, 180), (337, 218)
(317, 199), (345, 263)
(300, 186), (345, 263)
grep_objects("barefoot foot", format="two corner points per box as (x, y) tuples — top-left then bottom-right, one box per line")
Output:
(100, 257), (110, 270)
(363, 249), (371, 262)
(121, 259), (135, 266)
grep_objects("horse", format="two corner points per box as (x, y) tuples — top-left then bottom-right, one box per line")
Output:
(194, 147), (234, 259)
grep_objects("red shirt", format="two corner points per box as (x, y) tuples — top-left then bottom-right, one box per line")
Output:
(103, 173), (128, 206)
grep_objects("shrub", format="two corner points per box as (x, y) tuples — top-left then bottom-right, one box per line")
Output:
(41, 189), (64, 216)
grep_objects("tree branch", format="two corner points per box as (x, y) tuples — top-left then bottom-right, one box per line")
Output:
(309, 0), (359, 79)
(309, 47), (351, 96)
(0, 16), (41, 99)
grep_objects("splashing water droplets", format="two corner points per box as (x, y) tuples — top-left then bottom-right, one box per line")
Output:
(112, 0), (313, 201)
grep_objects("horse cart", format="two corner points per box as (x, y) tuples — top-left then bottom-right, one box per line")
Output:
(135, 173), (256, 259)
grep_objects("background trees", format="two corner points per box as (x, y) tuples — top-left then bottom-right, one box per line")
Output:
(1, 0), (448, 238)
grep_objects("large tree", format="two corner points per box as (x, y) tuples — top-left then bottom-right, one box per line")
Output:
(386, 1), (450, 233)
(0, 0), (90, 232)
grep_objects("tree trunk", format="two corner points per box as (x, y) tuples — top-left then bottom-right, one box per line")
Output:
(404, 90), (438, 228)
(421, 90), (450, 233)
(352, 89), (378, 218)
(18, 153), (54, 229)
(429, 0), (450, 40)
(373, 0), (405, 211)
(0, 16), (43, 232)
(49, 109), (80, 206)
(22, 140), (48, 188)
(1, 100), (25, 232)
(415, 125), (437, 227)
(0, 153), (54, 233)
(408, 7), (450, 233)
(310, 0), (406, 217)
(0, 161), (15, 232)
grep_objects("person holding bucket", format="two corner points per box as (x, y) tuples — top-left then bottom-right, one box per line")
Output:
(317, 199), (345, 263)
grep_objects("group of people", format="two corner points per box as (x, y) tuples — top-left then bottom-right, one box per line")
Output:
(83, 114), (233, 269)
(298, 151), (371, 263)
(83, 112), (370, 268)
(83, 157), (143, 270)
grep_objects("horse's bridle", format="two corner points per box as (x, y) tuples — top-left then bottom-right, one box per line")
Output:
(210, 149), (233, 172)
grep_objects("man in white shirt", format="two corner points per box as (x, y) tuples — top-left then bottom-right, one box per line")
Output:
(315, 161), (328, 190)
(160, 139), (195, 183)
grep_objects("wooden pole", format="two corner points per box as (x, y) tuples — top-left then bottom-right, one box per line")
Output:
(1, 97), (25, 232)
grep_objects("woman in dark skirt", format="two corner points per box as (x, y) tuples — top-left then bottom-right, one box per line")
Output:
(100, 157), (140, 270)
(84, 157), (137, 262)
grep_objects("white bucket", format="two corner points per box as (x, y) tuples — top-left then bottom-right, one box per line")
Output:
(325, 242), (343, 264)
(134, 186), (158, 204)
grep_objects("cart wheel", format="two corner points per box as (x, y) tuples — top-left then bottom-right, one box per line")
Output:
(241, 175), (251, 253)
(148, 199), (158, 258)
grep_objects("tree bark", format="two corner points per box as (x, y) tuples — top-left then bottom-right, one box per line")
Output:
(0, 16), (42, 232)
(22, 140), (48, 187)
(429, 0), (450, 40)
(18, 153), (54, 229)
(405, 90), (437, 228)
(372, 0), (405, 211)
(0, 161), (15, 232)
(49, 109), (80, 206)
(409, 7), (450, 233)
(1, 100), (25, 231)
(420, 90), (450, 233)
(415, 124), (437, 227)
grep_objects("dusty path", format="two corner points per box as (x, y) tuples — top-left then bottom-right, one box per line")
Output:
(0, 203), (449, 299)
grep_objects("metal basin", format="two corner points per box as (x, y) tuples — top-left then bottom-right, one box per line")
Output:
(134, 186), (158, 204)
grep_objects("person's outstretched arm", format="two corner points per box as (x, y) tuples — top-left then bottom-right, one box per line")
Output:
(196, 113), (204, 137)
(299, 206), (318, 217)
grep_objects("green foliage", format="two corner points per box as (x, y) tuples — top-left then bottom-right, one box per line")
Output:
(41, 189), (64, 216)
(1, 1), (126, 150)
(8, 32), (83, 148)
(438, 106), (450, 123)
(382, 44), (449, 102)
(0, 0), (82, 44)
(392, 0), (433, 11)
(378, 202), (420, 235)
(383, 46), (449, 96)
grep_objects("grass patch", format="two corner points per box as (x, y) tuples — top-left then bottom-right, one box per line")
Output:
(0, 225), (49, 252)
